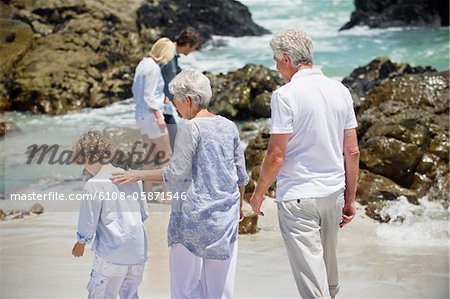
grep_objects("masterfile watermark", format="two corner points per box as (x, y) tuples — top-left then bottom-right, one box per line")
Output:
(25, 141), (170, 166)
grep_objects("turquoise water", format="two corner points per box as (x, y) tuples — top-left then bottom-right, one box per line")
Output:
(1, 0), (449, 194)
(180, 0), (449, 78)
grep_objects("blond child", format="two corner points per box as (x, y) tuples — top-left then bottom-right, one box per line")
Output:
(71, 130), (149, 299)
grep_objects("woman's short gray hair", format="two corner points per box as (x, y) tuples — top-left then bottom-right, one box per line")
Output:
(168, 69), (212, 109)
(270, 29), (313, 66)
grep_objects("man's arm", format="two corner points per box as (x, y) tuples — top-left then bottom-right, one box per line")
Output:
(250, 133), (290, 215)
(340, 128), (360, 228)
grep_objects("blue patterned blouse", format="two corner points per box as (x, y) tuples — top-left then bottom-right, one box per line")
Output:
(162, 116), (249, 260)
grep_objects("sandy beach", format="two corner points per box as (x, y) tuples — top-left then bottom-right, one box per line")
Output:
(0, 195), (448, 299)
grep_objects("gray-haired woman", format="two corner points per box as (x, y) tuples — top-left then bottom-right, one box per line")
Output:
(112, 70), (248, 299)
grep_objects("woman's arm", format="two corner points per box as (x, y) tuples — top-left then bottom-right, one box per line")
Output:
(111, 169), (163, 184)
(238, 185), (245, 222)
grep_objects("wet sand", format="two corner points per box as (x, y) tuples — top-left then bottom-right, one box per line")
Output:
(0, 199), (448, 299)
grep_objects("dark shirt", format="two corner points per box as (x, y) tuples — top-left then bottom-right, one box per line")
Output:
(160, 54), (180, 101)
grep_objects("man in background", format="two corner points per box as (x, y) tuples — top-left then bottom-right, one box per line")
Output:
(161, 27), (202, 149)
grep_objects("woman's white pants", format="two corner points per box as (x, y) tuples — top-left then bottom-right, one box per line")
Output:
(169, 241), (238, 299)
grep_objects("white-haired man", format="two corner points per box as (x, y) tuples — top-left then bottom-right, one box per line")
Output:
(250, 29), (360, 299)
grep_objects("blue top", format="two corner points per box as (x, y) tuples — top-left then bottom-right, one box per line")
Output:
(160, 54), (179, 101)
(132, 57), (165, 118)
(76, 166), (149, 265)
(162, 116), (249, 260)
(160, 54), (180, 115)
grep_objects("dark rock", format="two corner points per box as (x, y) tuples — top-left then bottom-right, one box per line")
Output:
(29, 203), (44, 214)
(238, 211), (260, 234)
(342, 57), (436, 115)
(410, 173), (433, 199)
(0, 18), (34, 112)
(365, 201), (390, 222)
(207, 64), (282, 120)
(0, 121), (21, 138)
(136, 0), (270, 43)
(360, 136), (423, 187)
(428, 173), (449, 208)
(245, 127), (270, 170)
(241, 122), (257, 132)
(340, 0), (449, 30)
(356, 170), (418, 206)
(344, 58), (449, 222)
(243, 180), (255, 203)
(1, 0), (145, 115)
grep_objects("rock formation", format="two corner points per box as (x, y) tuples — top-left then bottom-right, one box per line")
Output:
(0, 0), (270, 115)
(340, 0), (449, 30)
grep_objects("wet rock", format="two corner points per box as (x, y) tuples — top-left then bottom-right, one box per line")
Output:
(245, 127), (270, 170)
(360, 136), (423, 187)
(136, 0), (270, 43)
(0, 121), (21, 138)
(342, 57), (437, 116)
(29, 203), (44, 214)
(340, 0), (449, 30)
(2, 0), (270, 115)
(238, 211), (260, 234)
(410, 173), (433, 199)
(0, 18), (34, 112)
(346, 58), (449, 203)
(1, 0), (144, 115)
(365, 201), (390, 223)
(428, 132), (449, 162)
(243, 180), (255, 203)
(207, 64), (282, 120)
(241, 122), (258, 132)
(356, 170), (418, 206)
(428, 173), (449, 209)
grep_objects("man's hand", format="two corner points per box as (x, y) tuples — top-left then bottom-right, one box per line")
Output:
(111, 170), (143, 184)
(340, 200), (356, 228)
(164, 96), (170, 104)
(72, 242), (86, 257)
(250, 193), (265, 216)
(239, 208), (245, 222)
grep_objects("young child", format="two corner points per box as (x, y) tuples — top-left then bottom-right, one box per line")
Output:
(71, 130), (149, 299)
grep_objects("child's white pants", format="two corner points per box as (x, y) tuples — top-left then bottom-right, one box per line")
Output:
(169, 241), (238, 299)
(87, 255), (145, 299)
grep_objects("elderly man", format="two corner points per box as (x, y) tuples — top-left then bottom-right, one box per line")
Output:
(250, 29), (360, 299)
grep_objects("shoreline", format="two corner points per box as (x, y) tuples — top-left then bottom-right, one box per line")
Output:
(1, 199), (448, 299)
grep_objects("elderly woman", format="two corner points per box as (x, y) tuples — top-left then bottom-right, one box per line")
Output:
(132, 37), (175, 193)
(112, 69), (248, 299)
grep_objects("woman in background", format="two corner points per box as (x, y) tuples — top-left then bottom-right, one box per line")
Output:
(132, 37), (175, 193)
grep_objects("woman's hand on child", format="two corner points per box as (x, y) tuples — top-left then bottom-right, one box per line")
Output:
(111, 170), (142, 184)
(72, 242), (85, 257)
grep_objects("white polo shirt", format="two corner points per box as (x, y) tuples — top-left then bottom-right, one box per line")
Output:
(270, 68), (357, 201)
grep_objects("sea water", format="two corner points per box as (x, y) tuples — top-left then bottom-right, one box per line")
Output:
(1, 0), (449, 246)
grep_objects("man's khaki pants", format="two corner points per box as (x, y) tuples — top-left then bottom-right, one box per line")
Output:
(277, 189), (344, 299)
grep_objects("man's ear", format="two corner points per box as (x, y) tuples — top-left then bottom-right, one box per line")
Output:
(283, 53), (291, 65)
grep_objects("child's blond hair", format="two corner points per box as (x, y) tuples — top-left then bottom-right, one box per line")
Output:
(72, 130), (112, 165)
